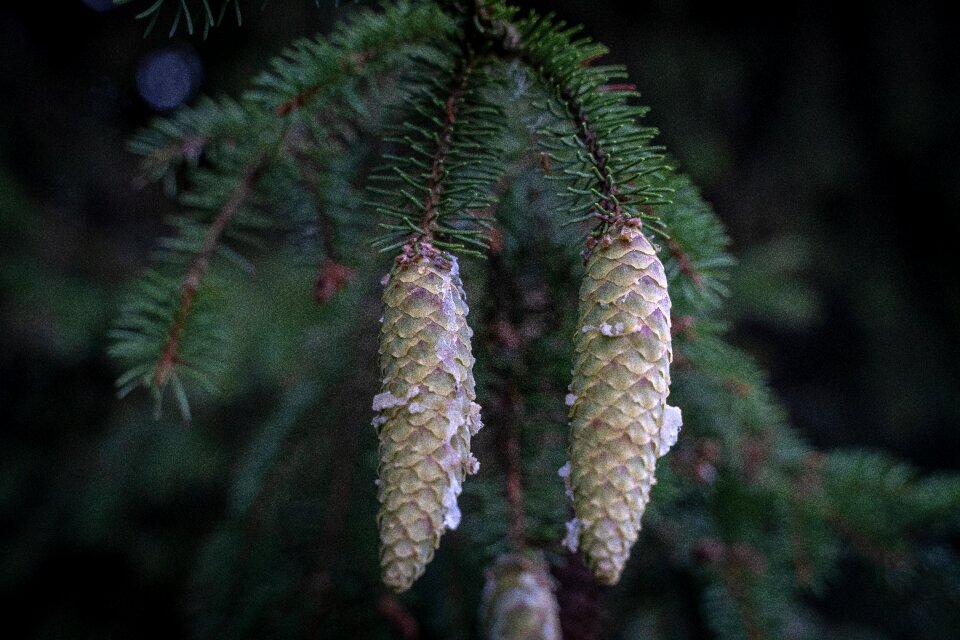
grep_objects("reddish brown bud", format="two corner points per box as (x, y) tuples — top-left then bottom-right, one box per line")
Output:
(314, 260), (353, 303)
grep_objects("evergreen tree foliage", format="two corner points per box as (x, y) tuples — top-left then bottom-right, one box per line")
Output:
(101, 1), (960, 637)
(116, 0), (246, 37)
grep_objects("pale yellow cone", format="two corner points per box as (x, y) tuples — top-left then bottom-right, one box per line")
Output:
(373, 251), (482, 592)
(563, 221), (682, 585)
(481, 552), (561, 640)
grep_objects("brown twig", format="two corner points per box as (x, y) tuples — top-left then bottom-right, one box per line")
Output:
(486, 250), (529, 550)
(788, 452), (824, 587)
(556, 84), (624, 220)
(825, 512), (912, 571)
(722, 556), (765, 640)
(671, 314), (697, 337)
(417, 56), (478, 242)
(552, 554), (605, 640)
(694, 539), (767, 640)
(597, 83), (637, 93)
(668, 238), (705, 288)
(482, 18), (625, 223)
(488, 21), (636, 264)
(152, 158), (264, 388)
(295, 153), (355, 303)
(722, 377), (753, 398)
(504, 387), (527, 549)
(276, 87), (322, 117)
(274, 51), (375, 116)
(136, 134), (209, 188)
(377, 595), (420, 640)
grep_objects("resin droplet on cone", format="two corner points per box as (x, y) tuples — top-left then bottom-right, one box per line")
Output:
(480, 553), (561, 640)
(373, 250), (482, 592)
(565, 220), (682, 584)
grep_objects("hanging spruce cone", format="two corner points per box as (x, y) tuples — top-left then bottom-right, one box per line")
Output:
(562, 218), (683, 585)
(372, 245), (483, 592)
(480, 553), (561, 640)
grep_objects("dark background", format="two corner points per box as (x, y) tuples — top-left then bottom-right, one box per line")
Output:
(1, 0), (958, 637)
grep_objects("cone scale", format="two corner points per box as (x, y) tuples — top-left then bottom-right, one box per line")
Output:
(372, 248), (482, 592)
(563, 219), (682, 585)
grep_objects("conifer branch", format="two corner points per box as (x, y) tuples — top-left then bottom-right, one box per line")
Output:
(112, 2), (461, 415)
(250, 2), (457, 113)
(131, 3), (457, 187)
(116, 0), (243, 38)
(153, 157), (264, 389)
(294, 154), (354, 302)
(99, 2), (960, 635)
(553, 85), (623, 221)
(369, 45), (508, 253)
(719, 546), (766, 640)
(417, 55), (478, 243)
(129, 97), (250, 187)
(491, 21), (622, 218)
(274, 49), (376, 117)
(479, 10), (669, 255)
(668, 237), (705, 288)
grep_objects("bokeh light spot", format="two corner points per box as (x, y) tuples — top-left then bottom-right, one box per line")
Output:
(81, 0), (118, 12)
(136, 47), (203, 112)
